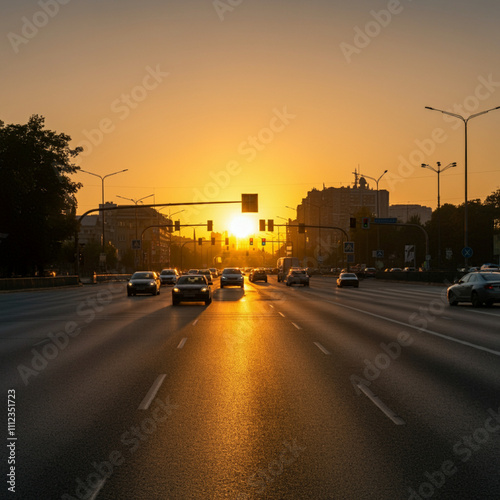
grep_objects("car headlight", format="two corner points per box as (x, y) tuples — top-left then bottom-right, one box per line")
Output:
(127, 282), (133, 287)
(201, 287), (208, 292)
(221, 276), (227, 280)
(173, 287), (180, 293)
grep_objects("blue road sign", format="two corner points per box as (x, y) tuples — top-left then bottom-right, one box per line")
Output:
(376, 250), (384, 258)
(373, 218), (397, 224)
(461, 246), (473, 258)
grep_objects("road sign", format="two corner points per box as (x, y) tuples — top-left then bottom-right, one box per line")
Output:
(373, 218), (397, 224)
(131, 239), (141, 250)
(376, 250), (384, 258)
(344, 241), (355, 253)
(347, 254), (354, 263)
(461, 246), (473, 258)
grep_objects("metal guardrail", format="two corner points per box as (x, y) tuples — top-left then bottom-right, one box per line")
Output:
(0, 276), (79, 291)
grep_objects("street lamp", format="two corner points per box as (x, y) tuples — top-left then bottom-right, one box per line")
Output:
(425, 105), (500, 265)
(421, 162), (456, 268)
(79, 169), (128, 257)
(116, 193), (154, 267)
(360, 170), (388, 218)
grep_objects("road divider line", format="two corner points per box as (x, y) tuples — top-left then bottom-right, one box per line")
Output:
(314, 342), (330, 355)
(193, 319), (199, 325)
(278, 312), (285, 317)
(177, 337), (188, 349)
(89, 478), (106, 500)
(357, 383), (405, 425)
(323, 299), (500, 357)
(467, 309), (500, 318)
(138, 374), (166, 410)
(291, 322), (302, 330)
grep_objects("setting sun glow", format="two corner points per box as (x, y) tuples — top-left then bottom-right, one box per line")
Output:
(228, 215), (255, 239)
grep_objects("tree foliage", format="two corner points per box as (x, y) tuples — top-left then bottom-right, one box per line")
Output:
(0, 115), (82, 276)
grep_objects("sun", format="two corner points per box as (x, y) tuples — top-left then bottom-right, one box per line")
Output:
(228, 214), (255, 239)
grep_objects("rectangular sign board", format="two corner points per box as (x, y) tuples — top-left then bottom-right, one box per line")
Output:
(373, 218), (397, 224)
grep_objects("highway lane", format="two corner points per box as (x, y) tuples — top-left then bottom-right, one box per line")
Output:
(1, 277), (500, 499)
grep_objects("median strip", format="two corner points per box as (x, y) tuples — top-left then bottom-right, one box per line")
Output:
(138, 374), (166, 410)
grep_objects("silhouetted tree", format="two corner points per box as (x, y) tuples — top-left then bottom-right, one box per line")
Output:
(0, 115), (82, 276)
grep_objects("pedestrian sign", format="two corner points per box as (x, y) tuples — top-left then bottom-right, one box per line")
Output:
(344, 241), (355, 254)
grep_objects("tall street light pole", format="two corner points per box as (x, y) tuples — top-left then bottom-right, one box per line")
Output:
(360, 170), (388, 218)
(425, 105), (500, 266)
(116, 193), (154, 267)
(276, 215), (288, 258)
(80, 169), (128, 256)
(421, 162), (457, 268)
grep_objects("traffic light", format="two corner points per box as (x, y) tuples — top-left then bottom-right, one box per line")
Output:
(262, 238), (266, 246)
(211, 237), (215, 245)
(350, 217), (356, 229)
(225, 237), (229, 246)
(298, 223), (305, 234)
(267, 219), (274, 232)
(174, 220), (180, 231)
(362, 217), (370, 229)
(249, 237), (254, 246)
(198, 238), (203, 245)
(259, 219), (266, 231)
(241, 193), (258, 212)
(207, 220), (213, 231)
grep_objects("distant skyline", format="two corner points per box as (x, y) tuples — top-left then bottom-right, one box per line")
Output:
(2, 0), (500, 234)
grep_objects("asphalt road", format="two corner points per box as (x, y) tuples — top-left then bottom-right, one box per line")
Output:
(1, 276), (500, 499)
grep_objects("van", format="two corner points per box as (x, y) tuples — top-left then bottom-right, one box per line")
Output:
(277, 257), (300, 282)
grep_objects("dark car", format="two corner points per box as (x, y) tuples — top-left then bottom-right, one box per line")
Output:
(336, 272), (359, 288)
(198, 269), (213, 285)
(220, 268), (244, 288)
(286, 268), (309, 286)
(159, 268), (179, 285)
(249, 268), (267, 283)
(447, 272), (500, 307)
(127, 271), (161, 296)
(172, 275), (212, 305)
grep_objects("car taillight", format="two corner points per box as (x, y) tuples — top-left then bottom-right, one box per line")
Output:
(484, 284), (494, 290)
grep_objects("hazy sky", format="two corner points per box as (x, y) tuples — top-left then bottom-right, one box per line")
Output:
(2, 0), (500, 233)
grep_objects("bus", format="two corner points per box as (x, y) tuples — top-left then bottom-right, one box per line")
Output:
(277, 257), (300, 282)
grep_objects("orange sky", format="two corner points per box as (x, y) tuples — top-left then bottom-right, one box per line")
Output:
(2, 0), (500, 237)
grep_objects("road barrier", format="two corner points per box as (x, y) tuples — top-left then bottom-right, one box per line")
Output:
(0, 276), (79, 291)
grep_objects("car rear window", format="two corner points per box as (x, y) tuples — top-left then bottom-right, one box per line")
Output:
(132, 272), (153, 279)
(481, 273), (500, 282)
(177, 276), (206, 285)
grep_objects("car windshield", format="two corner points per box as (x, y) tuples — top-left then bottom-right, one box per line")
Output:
(177, 276), (206, 285)
(161, 270), (175, 275)
(131, 272), (154, 279)
(223, 268), (241, 275)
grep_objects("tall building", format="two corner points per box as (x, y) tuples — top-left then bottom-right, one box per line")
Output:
(389, 204), (432, 224)
(291, 172), (389, 264)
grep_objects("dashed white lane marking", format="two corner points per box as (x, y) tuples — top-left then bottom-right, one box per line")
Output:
(193, 319), (198, 325)
(278, 312), (285, 317)
(357, 383), (405, 426)
(177, 337), (188, 349)
(314, 342), (330, 355)
(138, 374), (166, 410)
(88, 478), (106, 499)
(291, 322), (302, 330)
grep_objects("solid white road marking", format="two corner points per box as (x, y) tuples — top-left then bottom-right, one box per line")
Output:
(325, 300), (500, 357)
(138, 374), (166, 410)
(314, 342), (330, 355)
(291, 322), (302, 330)
(177, 337), (188, 349)
(357, 383), (405, 426)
